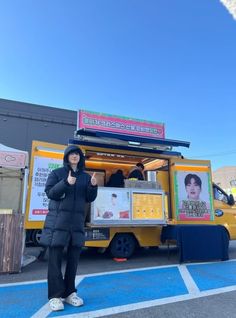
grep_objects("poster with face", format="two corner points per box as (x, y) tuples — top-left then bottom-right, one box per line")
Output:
(174, 171), (214, 221)
(92, 188), (131, 223)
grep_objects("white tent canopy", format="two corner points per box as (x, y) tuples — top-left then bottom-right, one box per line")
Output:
(0, 144), (31, 271)
(0, 143), (28, 169)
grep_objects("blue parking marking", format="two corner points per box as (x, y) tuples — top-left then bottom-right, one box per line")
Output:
(48, 267), (188, 317)
(0, 282), (48, 318)
(187, 260), (236, 291)
(2, 261), (236, 317)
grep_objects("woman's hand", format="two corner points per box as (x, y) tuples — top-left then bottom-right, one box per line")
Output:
(67, 170), (76, 185)
(91, 172), (97, 186)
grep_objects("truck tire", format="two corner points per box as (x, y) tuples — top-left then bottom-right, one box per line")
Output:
(110, 233), (136, 258)
(25, 230), (32, 244)
(32, 229), (42, 246)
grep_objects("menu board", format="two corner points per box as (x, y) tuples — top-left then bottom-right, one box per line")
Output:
(132, 192), (163, 220)
(28, 156), (63, 221)
(91, 188), (166, 225)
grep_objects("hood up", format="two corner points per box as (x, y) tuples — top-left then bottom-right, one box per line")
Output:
(63, 145), (85, 171)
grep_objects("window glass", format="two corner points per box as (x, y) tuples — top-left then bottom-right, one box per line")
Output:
(230, 180), (236, 187)
(214, 186), (228, 203)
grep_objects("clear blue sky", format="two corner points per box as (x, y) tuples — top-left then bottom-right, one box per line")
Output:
(0, 0), (236, 171)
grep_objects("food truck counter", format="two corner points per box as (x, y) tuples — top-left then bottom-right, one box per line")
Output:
(89, 185), (167, 226)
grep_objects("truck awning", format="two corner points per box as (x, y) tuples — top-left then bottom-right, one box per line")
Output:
(69, 129), (190, 157)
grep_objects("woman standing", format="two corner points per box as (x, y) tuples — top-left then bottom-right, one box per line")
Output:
(40, 145), (97, 311)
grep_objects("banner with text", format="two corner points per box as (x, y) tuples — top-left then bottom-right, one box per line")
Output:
(78, 110), (165, 139)
(28, 156), (63, 222)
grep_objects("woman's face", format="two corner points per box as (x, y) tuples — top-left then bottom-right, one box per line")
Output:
(186, 177), (201, 200)
(68, 152), (80, 165)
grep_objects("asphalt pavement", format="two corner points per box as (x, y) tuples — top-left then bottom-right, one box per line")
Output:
(1, 242), (236, 317)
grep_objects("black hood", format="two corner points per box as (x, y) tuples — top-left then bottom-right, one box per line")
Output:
(63, 145), (85, 171)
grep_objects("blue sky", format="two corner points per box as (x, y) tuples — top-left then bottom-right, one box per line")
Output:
(0, 0), (236, 171)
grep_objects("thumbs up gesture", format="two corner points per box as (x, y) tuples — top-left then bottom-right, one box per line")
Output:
(67, 170), (76, 185)
(91, 172), (97, 186)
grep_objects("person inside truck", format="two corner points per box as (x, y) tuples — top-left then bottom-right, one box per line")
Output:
(40, 145), (98, 312)
(106, 169), (126, 187)
(128, 162), (145, 180)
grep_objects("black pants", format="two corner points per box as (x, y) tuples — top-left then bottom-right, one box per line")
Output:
(47, 242), (82, 300)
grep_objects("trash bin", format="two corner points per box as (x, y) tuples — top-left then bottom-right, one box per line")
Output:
(0, 213), (24, 273)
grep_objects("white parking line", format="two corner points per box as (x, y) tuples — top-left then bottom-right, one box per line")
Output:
(52, 285), (236, 318)
(31, 276), (85, 318)
(2, 258), (236, 288)
(178, 264), (200, 294)
(31, 303), (51, 318)
(0, 263), (180, 288)
(0, 279), (46, 288)
(2, 260), (236, 318)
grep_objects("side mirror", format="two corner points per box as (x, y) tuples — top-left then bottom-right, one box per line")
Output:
(228, 194), (235, 206)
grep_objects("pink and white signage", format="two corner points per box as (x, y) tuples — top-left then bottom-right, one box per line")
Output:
(0, 151), (27, 168)
(78, 110), (165, 139)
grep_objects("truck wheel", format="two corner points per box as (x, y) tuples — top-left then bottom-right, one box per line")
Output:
(32, 229), (42, 246)
(25, 230), (32, 244)
(110, 233), (136, 258)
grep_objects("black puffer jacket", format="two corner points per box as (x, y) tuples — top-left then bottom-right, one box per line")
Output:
(128, 168), (144, 180)
(40, 145), (97, 247)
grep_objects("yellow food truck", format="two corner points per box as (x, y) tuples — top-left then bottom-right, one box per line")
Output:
(24, 111), (236, 259)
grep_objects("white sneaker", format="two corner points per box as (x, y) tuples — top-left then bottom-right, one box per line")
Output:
(49, 298), (64, 311)
(64, 292), (84, 307)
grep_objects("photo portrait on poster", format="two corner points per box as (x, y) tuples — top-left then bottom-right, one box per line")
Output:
(92, 188), (130, 222)
(175, 171), (214, 221)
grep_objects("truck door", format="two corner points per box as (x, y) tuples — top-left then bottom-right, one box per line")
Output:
(213, 184), (236, 239)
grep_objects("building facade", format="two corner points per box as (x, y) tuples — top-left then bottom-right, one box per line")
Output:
(0, 98), (77, 153)
(213, 166), (236, 197)
(2, 98), (235, 196)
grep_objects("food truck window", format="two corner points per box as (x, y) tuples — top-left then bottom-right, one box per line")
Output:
(85, 150), (169, 189)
